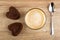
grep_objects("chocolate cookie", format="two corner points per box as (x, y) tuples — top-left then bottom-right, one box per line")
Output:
(6, 6), (20, 20)
(8, 22), (23, 36)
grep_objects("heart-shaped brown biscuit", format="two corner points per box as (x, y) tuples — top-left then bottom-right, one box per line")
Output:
(8, 22), (23, 36)
(6, 6), (20, 20)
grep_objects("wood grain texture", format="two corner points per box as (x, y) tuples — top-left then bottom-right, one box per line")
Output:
(0, 0), (60, 40)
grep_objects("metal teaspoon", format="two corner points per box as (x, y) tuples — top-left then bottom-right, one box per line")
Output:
(48, 2), (55, 35)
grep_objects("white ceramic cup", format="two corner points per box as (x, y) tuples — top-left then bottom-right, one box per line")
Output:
(25, 8), (46, 30)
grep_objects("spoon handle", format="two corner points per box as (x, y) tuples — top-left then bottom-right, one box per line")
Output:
(50, 14), (54, 35)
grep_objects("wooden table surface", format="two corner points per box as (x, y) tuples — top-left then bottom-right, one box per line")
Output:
(0, 0), (60, 40)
